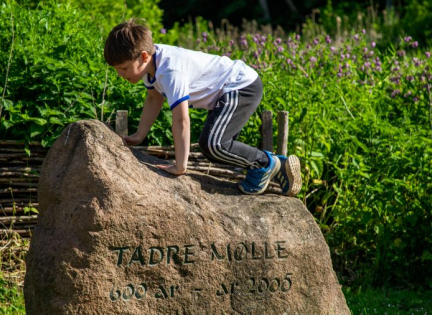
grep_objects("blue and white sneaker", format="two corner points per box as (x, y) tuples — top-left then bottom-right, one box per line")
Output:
(238, 151), (281, 195)
(275, 155), (302, 196)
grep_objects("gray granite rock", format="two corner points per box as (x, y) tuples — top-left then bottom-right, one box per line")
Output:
(24, 120), (350, 315)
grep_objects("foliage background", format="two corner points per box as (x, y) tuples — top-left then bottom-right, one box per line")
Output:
(1, 0), (432, 291)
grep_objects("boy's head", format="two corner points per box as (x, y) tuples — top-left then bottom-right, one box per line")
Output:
(104, 18), (155, 66)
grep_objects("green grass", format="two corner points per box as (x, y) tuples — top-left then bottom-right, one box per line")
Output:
(344, 287), (432, 315)
(0, 273), (25, 315)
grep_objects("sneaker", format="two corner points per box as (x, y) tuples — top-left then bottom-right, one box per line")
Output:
(238, 151), (281, 195)
(275, 155), (302, 196)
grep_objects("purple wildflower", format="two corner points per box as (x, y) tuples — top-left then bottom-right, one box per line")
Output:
(354, 34), (359, 41)
(413, 97), (419, 102)
(229, 40), (235, 46)
(411, 41), (419, 48)
(295, 34), (301, 41)
(330, 46), (336, 52)
(364, 62), (371, 68)
(426, 52), (431, 58)
(397, 50), (406, 57)
(404, 91), (412, 98)
(404, 36), (412, 43)
(413, 58), (421, 67)
(240, 39), (248, 47)
(390, 76), (401, 84)
(363, 47), (368, 53)
(362, 29), (366, 34)
(369, 51), (374, 56)
(276, 38), (282, 44)
(391, 89), (401, 98)
(160, 28), (167, 34)
(406, 75), (415, 81)
(313, 38), (319, 45)
(277, 46), (284, 53)
(371, 42), (376, 48)
(325, 35), (332, 44)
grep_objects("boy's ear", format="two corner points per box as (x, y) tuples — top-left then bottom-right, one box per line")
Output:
(140, 51), (150, 63)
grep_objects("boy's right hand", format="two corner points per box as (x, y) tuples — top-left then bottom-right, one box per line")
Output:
(123, 133), (144, 146)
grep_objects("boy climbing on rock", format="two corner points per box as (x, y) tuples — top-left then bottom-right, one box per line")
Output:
(103, 19), (302, 196)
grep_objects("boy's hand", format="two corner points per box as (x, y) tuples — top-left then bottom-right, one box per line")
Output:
(156, 164), (186, 176)
(123, 133), (144, 146)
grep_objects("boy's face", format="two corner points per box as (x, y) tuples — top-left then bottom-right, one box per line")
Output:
(114, 52), (149, 84)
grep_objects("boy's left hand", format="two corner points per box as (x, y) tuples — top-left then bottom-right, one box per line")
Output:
(156, 164), (186, 176)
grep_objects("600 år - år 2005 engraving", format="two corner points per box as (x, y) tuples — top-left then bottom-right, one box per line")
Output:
(109, 273), (293, 302)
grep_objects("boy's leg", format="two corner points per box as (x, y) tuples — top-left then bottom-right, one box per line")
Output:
(199, 77), (280, 194)
(199, 77), (268, 169)
(199, 77), (302, 196)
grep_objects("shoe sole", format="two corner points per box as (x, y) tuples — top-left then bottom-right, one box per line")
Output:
(238, 157), (281, 195)
(285, 155), (302, 197)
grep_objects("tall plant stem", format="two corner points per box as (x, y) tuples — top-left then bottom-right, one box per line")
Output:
(427, 84), (432, 133)
(1, 10), (15, 120)
(100, 66), (108, 121)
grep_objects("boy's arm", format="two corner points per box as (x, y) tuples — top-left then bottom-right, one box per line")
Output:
(124, 88), (165, 146)
(156, 100), (190, 175)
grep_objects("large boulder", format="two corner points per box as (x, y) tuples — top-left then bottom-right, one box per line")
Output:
(24, 120), (350, 314)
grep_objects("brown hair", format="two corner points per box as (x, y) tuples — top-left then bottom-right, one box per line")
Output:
(104, 18), (155, 66)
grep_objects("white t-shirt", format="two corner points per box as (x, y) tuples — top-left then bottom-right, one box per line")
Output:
(143, 44), (258, 110)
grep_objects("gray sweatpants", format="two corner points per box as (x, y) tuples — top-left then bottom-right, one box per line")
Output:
(198, 77), (268, 169)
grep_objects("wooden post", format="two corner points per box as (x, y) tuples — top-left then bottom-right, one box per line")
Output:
(116, 110), (128, 138)
(261, 111), (273, 152)
(276, 111), (289, 156)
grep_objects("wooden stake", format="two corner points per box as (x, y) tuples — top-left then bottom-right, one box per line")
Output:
(116, 110), (128, 138)
(261, 111), (273, 152)
(277, 111), (289, 156)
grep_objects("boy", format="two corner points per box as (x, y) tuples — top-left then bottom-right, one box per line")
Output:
(104, 19), (302, 196)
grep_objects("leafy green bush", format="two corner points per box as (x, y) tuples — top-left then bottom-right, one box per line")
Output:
(0, 1), (173, 147)
(57, 0), (163, 38)
(401, 0), (432, 47)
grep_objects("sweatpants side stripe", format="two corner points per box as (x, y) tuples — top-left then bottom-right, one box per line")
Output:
(208, 91), (257, 168)
(207, 91), (250, 168)
(214, 90), (257, 167)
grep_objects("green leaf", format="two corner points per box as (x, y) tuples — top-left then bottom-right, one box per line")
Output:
(30, 123), (45, 138)
(422, 250), (432, 262)
(49, 117), (65, 125)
